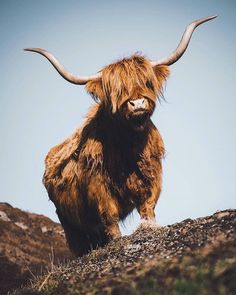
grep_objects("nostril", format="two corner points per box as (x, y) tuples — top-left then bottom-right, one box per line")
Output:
(129, 101), (135, 107)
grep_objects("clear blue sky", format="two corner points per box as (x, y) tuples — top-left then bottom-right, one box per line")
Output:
(1, 0), (235, 234)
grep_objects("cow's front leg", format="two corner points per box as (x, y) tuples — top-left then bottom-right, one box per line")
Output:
(99, 200), (121, 240)
(103, 221), (121, 240)
(88, 175), (121, 240)
(137, 200), (156, 221)
(137, 184), (161, 224)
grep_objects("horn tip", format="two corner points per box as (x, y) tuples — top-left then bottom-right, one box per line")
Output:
(24, 48), (34, 52)
(209, 15), (218, 20)
(23, 48), (44, 53)
(202, 15), (218, 23)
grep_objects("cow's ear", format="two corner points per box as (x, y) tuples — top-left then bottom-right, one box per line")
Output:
(86, 78), (105, 102)
(152, 65), (170, 85)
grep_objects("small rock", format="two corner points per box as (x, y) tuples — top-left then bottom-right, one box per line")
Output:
(0, 210), (10, 222)
(15, 222), (28, 230)
(216, 211), (230, 219)
(41, 226), (48, 233)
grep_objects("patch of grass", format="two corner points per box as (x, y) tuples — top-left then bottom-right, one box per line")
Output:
(173, 279), (198, 295)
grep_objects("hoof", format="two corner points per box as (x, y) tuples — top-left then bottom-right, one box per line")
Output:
(140, 219), (162, 228)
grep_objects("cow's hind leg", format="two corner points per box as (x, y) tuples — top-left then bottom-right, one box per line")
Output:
(56, 209), (117, 256)
(56, 209), (92, 256)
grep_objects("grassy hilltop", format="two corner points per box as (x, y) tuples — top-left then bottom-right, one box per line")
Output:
(14, 209), (236, 295)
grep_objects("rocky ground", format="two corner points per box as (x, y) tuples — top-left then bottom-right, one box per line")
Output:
(0, 203), (72, 295)
(12, 209), (236, 295)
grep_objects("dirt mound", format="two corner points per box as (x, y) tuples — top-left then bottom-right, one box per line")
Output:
(0, 203), (71, 295)
(14, 209), (236, 295)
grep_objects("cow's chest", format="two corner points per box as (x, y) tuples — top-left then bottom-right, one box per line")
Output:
(104, 148), (155, 201)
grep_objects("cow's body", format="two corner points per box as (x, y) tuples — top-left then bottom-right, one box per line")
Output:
(25, 15), (216, 256)
(43, 56), (167, 256)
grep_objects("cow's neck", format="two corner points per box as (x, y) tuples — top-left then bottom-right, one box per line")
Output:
(95, 105), (150, 153)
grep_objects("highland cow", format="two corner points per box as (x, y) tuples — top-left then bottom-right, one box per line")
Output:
(25, 16), (216, 256)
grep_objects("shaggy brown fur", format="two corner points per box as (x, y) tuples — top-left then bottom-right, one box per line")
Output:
(43, 55), (170, 256)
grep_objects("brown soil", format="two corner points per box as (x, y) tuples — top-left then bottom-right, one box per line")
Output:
(0, 203), (72, 295)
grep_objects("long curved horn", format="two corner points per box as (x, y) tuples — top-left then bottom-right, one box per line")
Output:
(151, 15), (217, 67)
(24, 48), (101, 85)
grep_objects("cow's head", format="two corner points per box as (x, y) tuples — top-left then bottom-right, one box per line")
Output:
(85, 55), (169, 131)
(24, 16), (216, 131)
